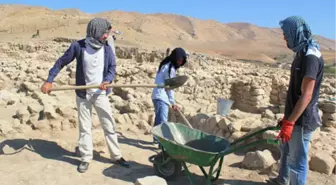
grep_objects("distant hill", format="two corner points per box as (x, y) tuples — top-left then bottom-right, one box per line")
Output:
(0, 4), (334, 63)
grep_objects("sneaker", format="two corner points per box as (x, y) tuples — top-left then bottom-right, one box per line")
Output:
(267, 177), (288, 185)
(153, 137), (162, 149)
(77, 161), (89, 173)
(113, 157), (130, 168)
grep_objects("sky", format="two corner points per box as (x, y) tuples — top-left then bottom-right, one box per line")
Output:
(1, 0), (335, 39)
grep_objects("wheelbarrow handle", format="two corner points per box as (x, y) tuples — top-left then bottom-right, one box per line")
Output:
(230, 126), (280, 146)
(219, 139), (280, 157)
(216, 126), (280, 157)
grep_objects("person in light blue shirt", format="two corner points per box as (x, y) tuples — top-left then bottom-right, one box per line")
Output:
(151, 47), (188, 142)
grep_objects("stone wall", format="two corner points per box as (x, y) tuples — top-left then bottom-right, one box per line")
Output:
(0, 40), (335, 176)
(231, 76), (272, 113)
(320, 101), (336, 128)
(1, 39), (335, 128)
(270, 75), (289, 105)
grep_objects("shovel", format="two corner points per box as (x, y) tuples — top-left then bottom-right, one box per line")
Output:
(49, 75), (189, 91)
(175, 108), (193, 128)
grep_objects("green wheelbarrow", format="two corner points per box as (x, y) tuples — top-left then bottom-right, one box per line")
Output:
(151, 122), (280, 185)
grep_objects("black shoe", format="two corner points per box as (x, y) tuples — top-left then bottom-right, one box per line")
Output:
(113, 157), (130, 168)
(77, 161), (89, 173)
(267, 177), (288, 185)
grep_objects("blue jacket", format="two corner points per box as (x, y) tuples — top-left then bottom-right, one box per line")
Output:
(151, 62), (176, 105)
(46, 39), (116, 99)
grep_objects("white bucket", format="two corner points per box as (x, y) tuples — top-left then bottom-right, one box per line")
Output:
(216, 98), (234, 116)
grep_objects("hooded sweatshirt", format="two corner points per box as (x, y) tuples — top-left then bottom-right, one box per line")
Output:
(82, 18), (112, 96)
(151, 48), (187, 105)
(46, 18), (116, 99)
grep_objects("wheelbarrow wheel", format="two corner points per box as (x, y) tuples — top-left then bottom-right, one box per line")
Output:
(153, 152), (182, 180)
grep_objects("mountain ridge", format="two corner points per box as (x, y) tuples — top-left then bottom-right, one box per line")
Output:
(0, 4), (334, 63)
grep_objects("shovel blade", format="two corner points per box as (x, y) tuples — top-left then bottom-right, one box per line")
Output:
(164, 75), (189, 89)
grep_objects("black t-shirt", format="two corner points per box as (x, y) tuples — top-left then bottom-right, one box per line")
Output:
(284, 46), (324, 128)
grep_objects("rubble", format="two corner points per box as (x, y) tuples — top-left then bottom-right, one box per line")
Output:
(135, 176), (167, 185)
(309, 152), (336, 175)
(0, 40), (335, 177)
(242, 149), (276, 170)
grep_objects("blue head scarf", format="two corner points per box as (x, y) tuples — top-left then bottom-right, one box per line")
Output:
(279, 16), (320, 53)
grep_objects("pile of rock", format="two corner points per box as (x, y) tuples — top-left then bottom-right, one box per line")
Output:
(309, 151), (335, 175)
(270, 75), (289, 105)
(320, 101), (336, 128)
(0, 74), (6, 90)
(181, 109), (274, 142)
(0, 39), (335, 177)
(320, 78), (336, 99)
(230, 76), (272, 113)
(242, 149), (276, 170)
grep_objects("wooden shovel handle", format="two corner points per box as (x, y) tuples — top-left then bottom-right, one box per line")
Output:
(175, 108), (193, 129)
(50, 84), (165, 91)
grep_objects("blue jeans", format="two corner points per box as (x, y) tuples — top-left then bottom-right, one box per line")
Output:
(152, 99), (169, 143)
(153, 99), (169, 126)
(277, 126), (313, 185)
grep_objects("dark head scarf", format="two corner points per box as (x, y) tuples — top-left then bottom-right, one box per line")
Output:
(158, 47), (188, 77)
(85, 17), (112, 49)
(279, 16), (320, 53)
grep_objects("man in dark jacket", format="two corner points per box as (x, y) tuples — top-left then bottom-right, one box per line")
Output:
(269, 16), (324, 185)
(41, 17), (129, 173)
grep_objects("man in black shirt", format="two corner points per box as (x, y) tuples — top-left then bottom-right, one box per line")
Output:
(268, 16), (324, 185)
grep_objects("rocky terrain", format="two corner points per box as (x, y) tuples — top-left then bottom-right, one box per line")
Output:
(0, 4), (335, 64)
(0, 38), (335, 185)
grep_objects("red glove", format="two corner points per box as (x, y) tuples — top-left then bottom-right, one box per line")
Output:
(277, 119), (295, 143)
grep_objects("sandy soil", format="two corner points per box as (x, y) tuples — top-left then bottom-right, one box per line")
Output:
(1, 126), (334, 185)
